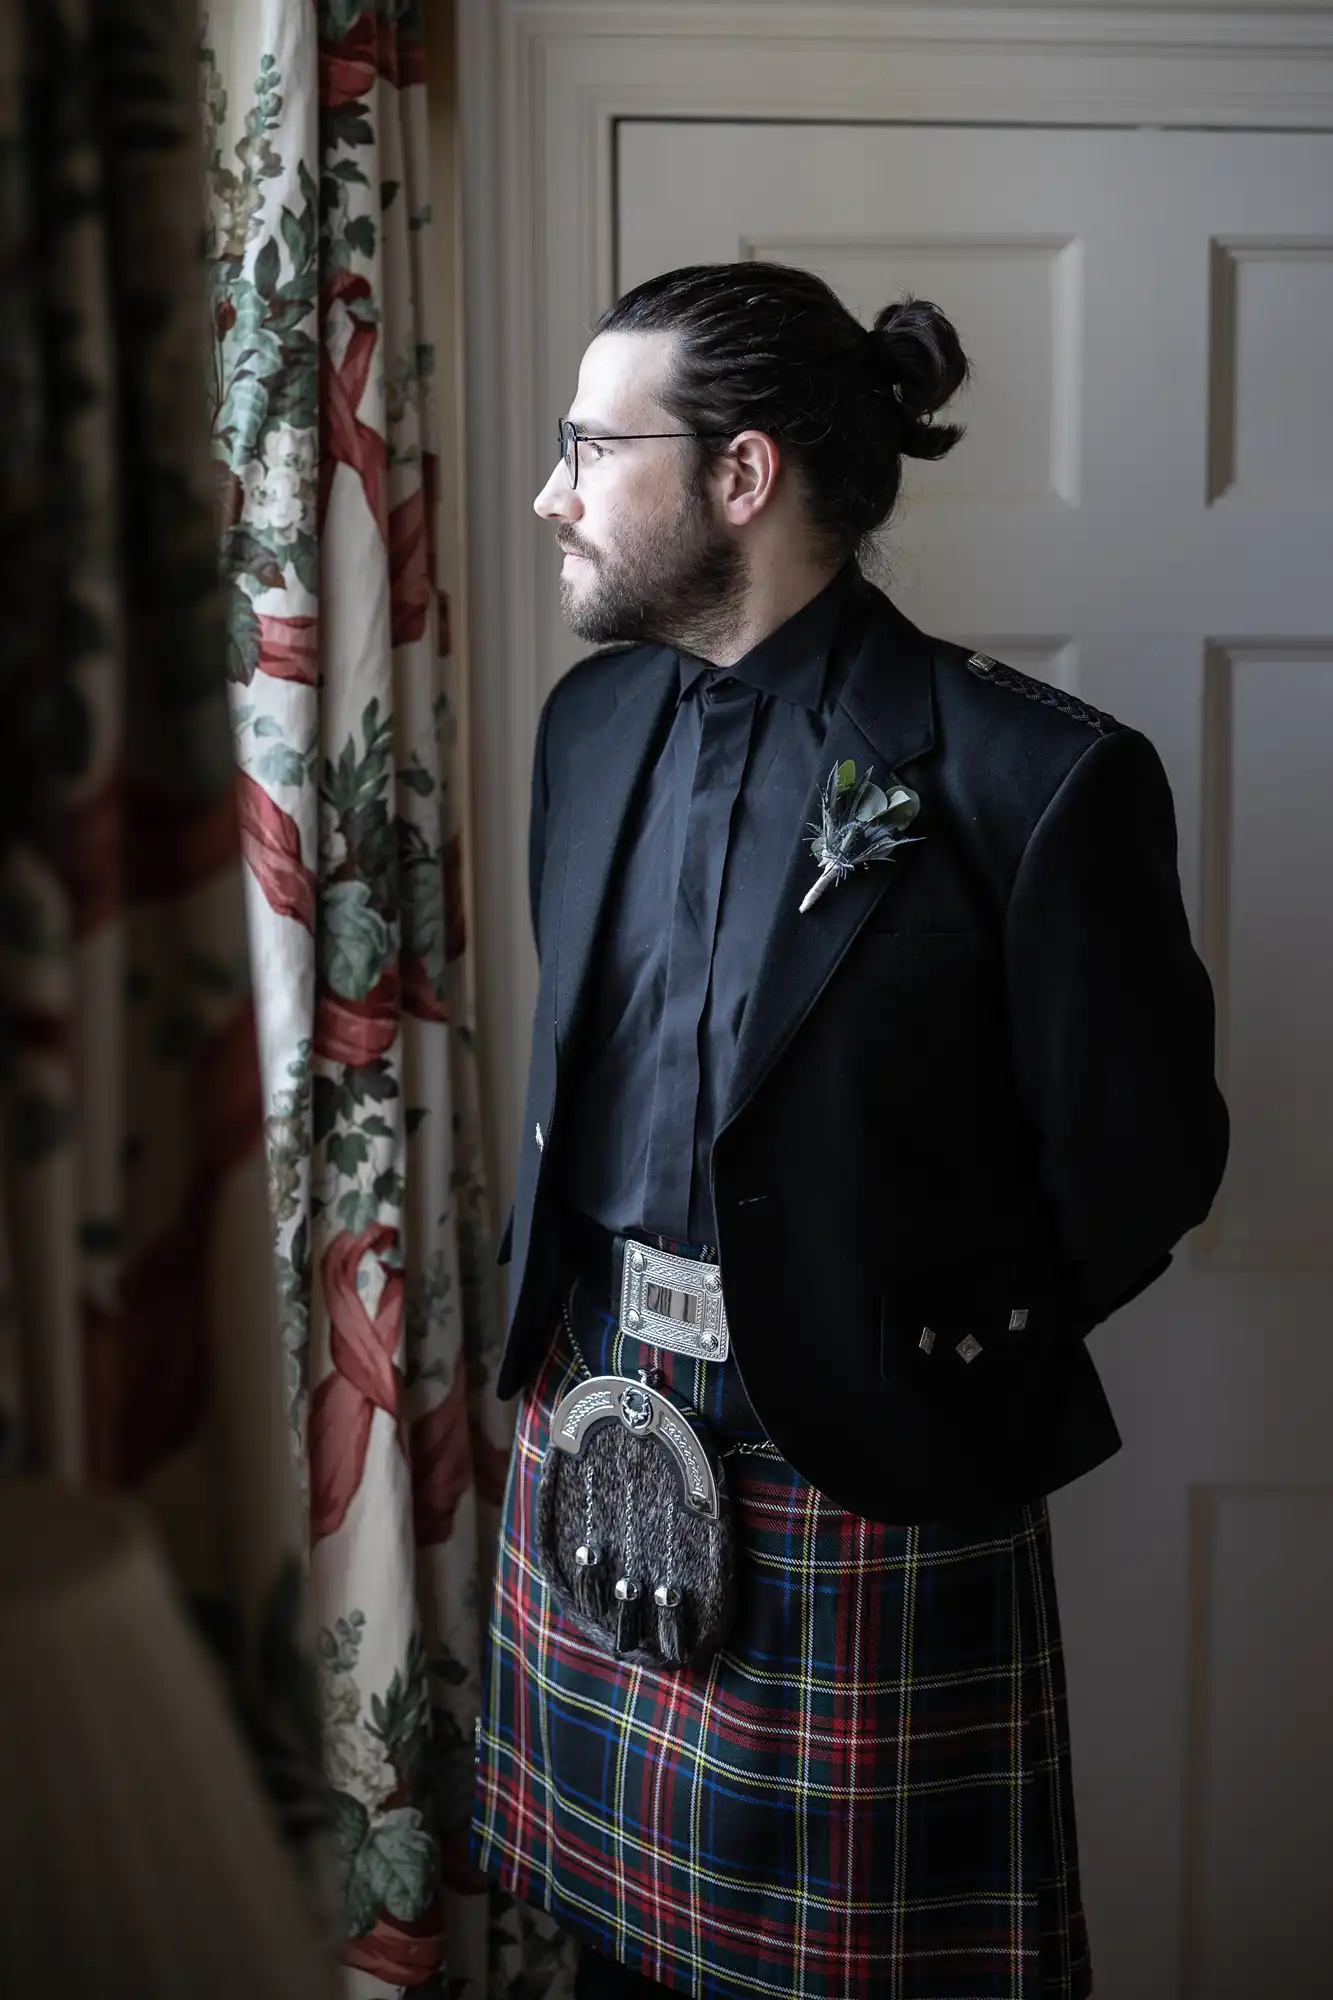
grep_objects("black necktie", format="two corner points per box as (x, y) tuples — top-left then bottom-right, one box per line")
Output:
(641, 673), (758, 1237)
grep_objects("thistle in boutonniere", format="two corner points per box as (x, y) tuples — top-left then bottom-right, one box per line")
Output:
(799, 758), (921, 913)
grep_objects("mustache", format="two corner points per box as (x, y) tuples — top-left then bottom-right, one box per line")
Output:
(558, 533), (598, 561)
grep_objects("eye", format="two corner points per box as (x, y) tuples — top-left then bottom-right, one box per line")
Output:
(584, 439), (609, 462)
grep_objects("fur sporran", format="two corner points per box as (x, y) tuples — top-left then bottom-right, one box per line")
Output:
(536, 1369), (736, 1671)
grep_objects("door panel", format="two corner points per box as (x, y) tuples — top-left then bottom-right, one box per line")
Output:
(618, 122), (1333, 2000)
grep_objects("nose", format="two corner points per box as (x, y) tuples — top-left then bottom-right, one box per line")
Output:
(534, 463), (579, 523)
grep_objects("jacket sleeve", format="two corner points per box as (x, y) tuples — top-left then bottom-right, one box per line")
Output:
(528, 678), (558, 954)
(1004, 725), (1229, 1331)
(498, 682), (560, 1271)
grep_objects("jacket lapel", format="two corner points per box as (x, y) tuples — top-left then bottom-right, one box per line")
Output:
(553, 642), (679, 1048)
(718, 592), (938, 1137)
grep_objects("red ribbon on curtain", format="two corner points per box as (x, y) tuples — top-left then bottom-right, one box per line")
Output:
(257, 612), (318, 685)
(308, 1224), (407, 1543)
(319, 267), (386, 535)
(318, 262), (436, 669)
(235, 770), (317, 932)
(342, 1905), (444, 1985)
(309, 1224), (488, 1550)
(313, 962), (401, 1065)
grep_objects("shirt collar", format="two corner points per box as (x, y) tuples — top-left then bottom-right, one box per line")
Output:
(676, 561), (858, 710)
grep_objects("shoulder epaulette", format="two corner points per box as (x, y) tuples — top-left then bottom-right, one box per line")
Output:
(963, 651), (1116, 736)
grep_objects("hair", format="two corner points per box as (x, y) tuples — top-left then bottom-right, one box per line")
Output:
(595, 261), (970, 564)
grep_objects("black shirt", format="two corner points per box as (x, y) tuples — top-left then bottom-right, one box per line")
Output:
(563, 563), (866, 1242)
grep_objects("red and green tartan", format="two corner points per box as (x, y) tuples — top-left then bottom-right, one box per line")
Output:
(472, 1286), (1092, 1999)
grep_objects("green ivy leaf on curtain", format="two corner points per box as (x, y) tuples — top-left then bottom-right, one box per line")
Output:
(358, 1808), (438, 1923)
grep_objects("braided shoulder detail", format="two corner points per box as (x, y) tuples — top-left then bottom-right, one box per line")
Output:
(964, 652), (1115, 735)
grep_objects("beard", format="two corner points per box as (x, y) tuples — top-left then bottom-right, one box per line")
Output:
(558, 477), (746, 657)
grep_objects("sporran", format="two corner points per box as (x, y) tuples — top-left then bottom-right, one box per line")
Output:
(536, 1288), (736, 1669)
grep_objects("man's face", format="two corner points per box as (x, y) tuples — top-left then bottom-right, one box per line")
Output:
(533, 330), (743, 647)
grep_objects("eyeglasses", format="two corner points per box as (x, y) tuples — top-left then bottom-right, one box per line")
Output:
(556, 418), (733, 491)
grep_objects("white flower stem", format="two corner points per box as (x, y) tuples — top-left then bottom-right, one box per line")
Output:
(799, 864), (841, 914)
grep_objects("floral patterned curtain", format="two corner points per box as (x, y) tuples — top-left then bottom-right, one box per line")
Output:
(202, 4), (518, 1992)
(0, 0), (324, 1902)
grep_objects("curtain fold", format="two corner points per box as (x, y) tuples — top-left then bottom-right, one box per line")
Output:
(0, 0), (326, 1899)
(203, 4), (514, 1991)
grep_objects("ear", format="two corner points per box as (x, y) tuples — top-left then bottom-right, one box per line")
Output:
(712, 429), (781, 527)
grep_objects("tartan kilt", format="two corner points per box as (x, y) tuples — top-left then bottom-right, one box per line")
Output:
(472, 1282), (1093, 2000)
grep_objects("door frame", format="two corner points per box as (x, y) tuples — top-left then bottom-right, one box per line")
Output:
(456, 0), (1333, 1210)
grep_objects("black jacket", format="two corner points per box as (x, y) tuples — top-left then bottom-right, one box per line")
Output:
(497, 581), (1229, 1524)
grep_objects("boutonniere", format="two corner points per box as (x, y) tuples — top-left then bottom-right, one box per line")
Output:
(799, 758), (921, 913)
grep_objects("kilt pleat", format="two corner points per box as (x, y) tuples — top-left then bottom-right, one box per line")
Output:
(472, 1290), (1092, 2000)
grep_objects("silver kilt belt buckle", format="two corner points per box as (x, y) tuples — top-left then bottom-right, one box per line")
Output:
(618, 1239), (730, 1361)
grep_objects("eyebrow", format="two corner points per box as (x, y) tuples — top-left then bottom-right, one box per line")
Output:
(565, 418), (619, 440)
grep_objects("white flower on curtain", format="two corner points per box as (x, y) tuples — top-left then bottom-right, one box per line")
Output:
(241, 425), (318, 545)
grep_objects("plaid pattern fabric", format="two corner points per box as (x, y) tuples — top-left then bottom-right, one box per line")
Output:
(473, 1278), (1092, 2000)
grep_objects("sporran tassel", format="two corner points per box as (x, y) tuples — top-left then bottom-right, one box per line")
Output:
(613, 1576), (642, 1656)
(653, 1582), (686, 1667)
(572, 1458), (609, 1621)
(611, 1445), (645, 1655)
(573, 1544), (609, 1623)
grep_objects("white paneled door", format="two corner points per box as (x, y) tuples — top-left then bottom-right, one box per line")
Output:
(617, 124), (1333, 2000)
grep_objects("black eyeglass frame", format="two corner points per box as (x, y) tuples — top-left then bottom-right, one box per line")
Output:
(556, 418), (734, 491)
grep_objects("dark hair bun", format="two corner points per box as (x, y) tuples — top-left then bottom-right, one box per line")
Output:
(870, 296), (969, 461)
(598, 261), (971, 557)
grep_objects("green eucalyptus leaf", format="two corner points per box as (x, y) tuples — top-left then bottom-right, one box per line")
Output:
(343, 1848), (382, 1938)
(224, 588), (262, 684)
(233, 325), (283, 378)
(329, 1788), (369, 1869)
(280, 200), (316, 277)
(836, 758), (857, 794)
(400, 846), (446, 989)
(253, 237), (280, 301)
(853, 780), (889, 823)
(256, 743), (307, 788)
(219, 373), (269, 464)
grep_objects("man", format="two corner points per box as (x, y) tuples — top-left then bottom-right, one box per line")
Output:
(472, 263), (1228, 2000)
